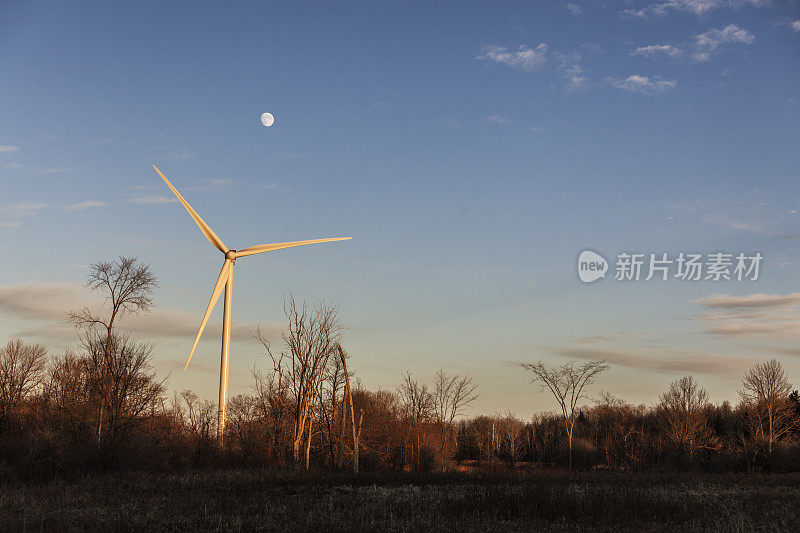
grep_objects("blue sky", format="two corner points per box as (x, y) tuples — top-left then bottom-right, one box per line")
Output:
(1, 0), (799, 416)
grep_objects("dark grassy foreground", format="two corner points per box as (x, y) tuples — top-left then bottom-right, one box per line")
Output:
(1, 469), (799, 532)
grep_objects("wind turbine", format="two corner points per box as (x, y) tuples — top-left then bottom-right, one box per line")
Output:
(153, 164), (351, 443)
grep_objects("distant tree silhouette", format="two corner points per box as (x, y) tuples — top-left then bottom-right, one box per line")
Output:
(658, 376), (718, 460)
(0, 339), (47, 424)
(520, 360), (608, 469)
(67, 257), (157, 444)
(739, 359), (798, 457)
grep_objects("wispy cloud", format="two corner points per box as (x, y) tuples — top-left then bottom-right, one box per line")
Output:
(632, 24), (754, 64)
(621, 0), (767, 19)
(692, 24), (754, 62)
(554, 51), (589, 92)
(0, 201), (46, 226)
(0, 282), (282, 347)
(606, 74), (677, 94)
(691, 292), (800, 338)
(792, 20), (800, 32)
(558, 345), (751, 377)
(486, 114), (511, 124)
(64, 200), (106, 211)
(668, 198), (799, 240)
(476, 44), (549, 72)
(129, 195), (177, 205)
(632, 44), (683, 58)
(575, 331), (652, 345)
(691, 293), (800, 309)
(0, 145), (20, 153)
(194, 178), (235, 192)
(565, 3), (582, 16)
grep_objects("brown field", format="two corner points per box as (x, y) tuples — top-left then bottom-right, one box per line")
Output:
(1, 469), (799, 532)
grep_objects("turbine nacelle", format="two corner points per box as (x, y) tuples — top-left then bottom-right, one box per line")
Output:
(225, 250), (237, 260)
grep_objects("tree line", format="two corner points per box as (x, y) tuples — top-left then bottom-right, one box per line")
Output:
(1, 257), (799, 475)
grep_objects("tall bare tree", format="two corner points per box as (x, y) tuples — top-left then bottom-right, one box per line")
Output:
(740, 359), (798, 455)
(253, 295), (343, 467)
(0, 339), (48, 423)
(397, 372), (433, 469)
(520, 359), (608, 469)
(658, 376), (717, 459)
(432, 369), (479, 466)
(67, 257), (157, 442)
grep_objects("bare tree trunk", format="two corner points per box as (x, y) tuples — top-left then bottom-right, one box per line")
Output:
(97, 323), (114, 444)
(336, 390), (347, 469)
(338, 345), (361, 474)
(292, 421), (302, 466)
(491, 421), (495, 461)
(568, 431), (573, 470)
(305, 415), (313, 470)
(354, 409), (363, 474)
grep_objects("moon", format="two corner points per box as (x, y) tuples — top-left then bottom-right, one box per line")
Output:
(260, 112), (274, 127)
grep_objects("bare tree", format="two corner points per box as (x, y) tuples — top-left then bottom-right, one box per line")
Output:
(250, 366), (288, 465)
(253, 295), (343, 467)
(67, 257), (157, 443)
(182, 390), (217, 442)
(498, 412), (526, 465)
(520, 359), (608, 469)
(78, 332), (166, 452)
(397, 372), (433, 469)
(335, 344), (362, 472)
(0, 339), (48, 422)
(739, 359), (798, 455)
(658, 376), (717, 460)
(432, 369), (479, 467)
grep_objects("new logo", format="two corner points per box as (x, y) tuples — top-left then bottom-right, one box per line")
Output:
(578, 250), (608, 283)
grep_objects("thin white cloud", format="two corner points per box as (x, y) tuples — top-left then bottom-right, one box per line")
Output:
(692, 24), (754, 62)
(194, 178), (235, 192)
(64, 200), (106, 211)
(554, 51), (589, 92)
(792, 20), (800, 32)
(565, 3), (583, 16)
(559, 345), (751, 377)
(621, 0), (768, 19)
(632, 44), (683, 58)
(691, 292), (800, 338)
(606, 74), (677, 94)
(486, 114), (511, 124)
(476, 44), (549, 72)
(691, 293), (800, 309)
(0, 201), (46, 226)
(0, 145), (20, 153)
(130, 195), (177, 204)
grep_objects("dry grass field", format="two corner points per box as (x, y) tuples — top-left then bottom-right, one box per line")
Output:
(1, 469), (799, 532)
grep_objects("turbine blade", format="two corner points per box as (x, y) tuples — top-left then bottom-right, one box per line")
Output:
(185, 259), (232, 370)
(153, 165), (228, 253)
(234, 237), (352, 258)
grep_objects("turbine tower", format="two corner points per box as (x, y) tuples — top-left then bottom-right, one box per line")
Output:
(154, 165), (351, 443)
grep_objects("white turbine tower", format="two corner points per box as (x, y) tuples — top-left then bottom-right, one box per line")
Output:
(153, 164), (351, 443)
